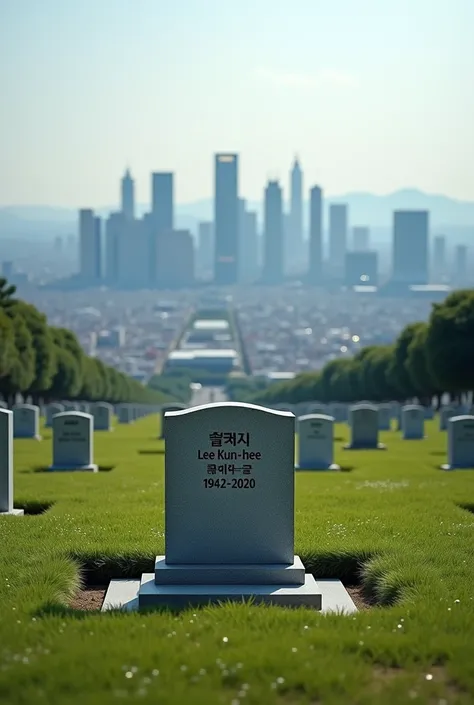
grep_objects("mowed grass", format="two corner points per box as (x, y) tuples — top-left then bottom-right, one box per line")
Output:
(1, 417), (474, 705)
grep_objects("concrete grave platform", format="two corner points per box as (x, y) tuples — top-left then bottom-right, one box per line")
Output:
(102, 575), (356, 613)
(48, 464), (98, 472)
(154, 555), (306, 585)
(0, 508), (24, 516)
(295, 463), (341, 471)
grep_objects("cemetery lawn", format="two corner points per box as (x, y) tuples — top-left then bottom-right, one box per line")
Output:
(2, 418), (474, 705)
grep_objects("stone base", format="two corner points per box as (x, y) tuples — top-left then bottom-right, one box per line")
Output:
(14, 434), (42, 441)
(343, 442), (386, 450)
(441, 464), (474, 471)
(48, 464), (98, 472)
(0, 508), (24, 516)
(102, 577), (357, 613)
(295, 463), (341, 471)
(155, 555), (305, 586)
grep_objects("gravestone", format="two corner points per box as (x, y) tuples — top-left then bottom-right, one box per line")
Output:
(424, 406), (435, 420)
(103, 402), (359, 612)
(329, 403), (347, 423)
(378, 404), (392, 431)
(117, 404), (134, 424)
(0, 409), (24, 516)
(78, 402), (90, 413)
(307, 404), (328, 416)
(439, 406), (456, 431)
(13, 404), (41, 440)
(401, 405), (425, 440)
(159, 403), (187, 439)
(45, 403), (65, 428)
(344, 404), (385, 450)
(296, 414), (340, 470)
(93, 402), (113, 431)
(63, 402), (79, 412)
(49, 412), (98, 472)
(442, 415), (474, 470)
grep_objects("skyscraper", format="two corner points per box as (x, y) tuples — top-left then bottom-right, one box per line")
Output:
(121, 168), (135, 221)
(392, 210), (429, 285)
(214, 153), (239, 285)
(151, 172), (174, 233)
(432, 234), (446, 283)
(308, 186), (323, 284)
(328, 204), (348, 273)
(453, 244), (468, 286)
(79, 209), (102, 282)
(262, 180), (284, 284)
(345, 251), (378, 287)
(238, 199), (259, 283)
(289, 156), (303, 267)
(197, 221), (214, 279)
(105, 212), (125, 284)
(352, 226), (370, 251)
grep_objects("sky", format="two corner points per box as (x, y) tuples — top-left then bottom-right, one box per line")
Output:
(1, 0), (473, 207)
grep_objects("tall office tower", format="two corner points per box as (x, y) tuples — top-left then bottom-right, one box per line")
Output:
(151, 172), (174, 233)
(345, 251), (378, 287)
(121, 168), (135, 220)
(116, 217), (150, 288)
(453, 244), (468, 285)
(308, 185), (323, 285)
(197, 221), (214, 279)
(214, 153), (239, 285)
(262, 180), (284, 284)
(432, 234), (447, 282)
(352, 226), (370, 251)
(79, 209), (102, 282)
(241, 209), (259, 283)
(289, 156), (303, 266)
(105, 212), (125, 284)
(392, 210), (429, 285)
(156, 230), (195, 288)
(328, 204), (348, 274)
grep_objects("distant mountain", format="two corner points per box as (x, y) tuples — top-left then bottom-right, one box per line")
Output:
(1, 189), (473, 241)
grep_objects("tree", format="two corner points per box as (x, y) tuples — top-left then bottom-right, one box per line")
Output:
(48, 327), (83, 400)
(12, 301), (57, 400)
(405, 322), (440, 403)
(388, 323), (421, 400)
(0, 309), (16, 381)
(0, 277), (17, 307)
(426, 289), (474, 395)
(0, 309), (36, 402)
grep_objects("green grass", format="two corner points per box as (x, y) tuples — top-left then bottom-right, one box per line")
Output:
(1, 418), (474, 705)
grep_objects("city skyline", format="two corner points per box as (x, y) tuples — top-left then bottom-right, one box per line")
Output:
(1, 0), (473, 206)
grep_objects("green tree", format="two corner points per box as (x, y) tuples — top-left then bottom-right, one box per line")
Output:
(0, 277), (17, 307)
(0, 309), (36, 401)
(12, 301), (57, 400)
(0, 309), (16, 380)
(48, 328), (83, 400)
(405, 322), (440, 403)
(388, 323), (421, 400)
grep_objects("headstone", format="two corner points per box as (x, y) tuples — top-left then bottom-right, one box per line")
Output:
(296, 414), (340, 470)
(93, 402), (113, 431)
(49, 412), (98, 472)
(440, 406), (456, 431)
(78, 402), (90, 413)
(442, 415), (474, 470)
(344, 404), (385, 450)
(117, 404), (134, 424)
(63, 402), (79, 412)
(329, 403), (347, 423)
(307, 404), (328, 416)
(12, 404), (41, 440)
(45, 403), (65, 428)
(159, 403), (187, 439)
(0, 409), (24, 515)
(401, 405), (425, 440)
(378, 404), (392, 431)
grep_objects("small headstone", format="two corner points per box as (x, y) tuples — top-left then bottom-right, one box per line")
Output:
(78, 402), (90, 413)
(117, 404), (134, 424)
(401, 405), (425, 440)
(296, 414), (340, 470)
(377, 404), (392, 431)
(345, 404), (385, 450)
(439, 406), (456, 431)
(160, 403), (187, 439)
(0, 409), (24, 515)
(442, 415), (474, 470)
(93, 402), (113, 431)
(49, 412), (98, 472)
(45, 403), (65, 428)
(63, 402), (79, 412)
(424, 406), (434, 420)
(307, 404), (328, 416)
(12, 404), (41, 440)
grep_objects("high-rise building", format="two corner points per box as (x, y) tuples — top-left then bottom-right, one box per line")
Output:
(79, 209), (102, 282)
(156, 230), (195, 288)
(308, 186), (323, 284)
(352, 226), (370, 251)
(345, 251), (378, 287)
(214, 153), (239, 285)
(151, 172), (174, 233)
(432, 234), (446, 283)
(197, 221), (214, 279)
(328, 204), (348, 273)
(289, 156), (303, 266)
(392, 210), (429, 285)
(262, 180), (284, 284)
(240, 209), (259, 283)
(121, 168), (135, 220)
(116, 217), (150, 288)
(453, 244), (468, 286)
(105, 212), (125, 284)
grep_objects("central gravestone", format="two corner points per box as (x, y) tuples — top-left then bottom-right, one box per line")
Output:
(49, 412), (98, 472)
(104, 402), (345, 611)
(441, 415), (474, 470)
(159, 403), (187, 439)
(401, 405), (425, 440)
(93, 402), (113, 432)
(296, 414), (340, 471)
(345, 404), (386, 450)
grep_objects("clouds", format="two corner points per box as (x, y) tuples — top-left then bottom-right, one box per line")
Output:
(255, 66), (359, 90)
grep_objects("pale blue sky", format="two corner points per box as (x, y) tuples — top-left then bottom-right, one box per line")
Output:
(1, 0), (473, 207)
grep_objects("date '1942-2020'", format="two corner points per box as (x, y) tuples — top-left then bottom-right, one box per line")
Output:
(203, 478), (256, 489)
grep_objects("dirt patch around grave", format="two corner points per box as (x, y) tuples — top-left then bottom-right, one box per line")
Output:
(70, 586), (107, 611)
(345, 585), (375, 610)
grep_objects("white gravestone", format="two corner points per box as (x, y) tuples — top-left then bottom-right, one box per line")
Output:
(13, 404), (41, 440)
(296, 414), (340, 471)
(93, 402), (113, 431)
(345, 404), (385, 450)
(104, 403), (330, 610)
(401, 405), (425, 440)
(45, 403), (65, 428)
(307, 404), (328, 416)
(377, 405), (392, 431)
(159, 403), (187, 439)
(442, 415), (474, 470)
(424, 406), (434, 420)
(63, 402), (79, 412)
(49, 412), (98, 472)
(439, 406), (456, 431)
(117, 404), (134, 424)
(0, 409), (24, 515)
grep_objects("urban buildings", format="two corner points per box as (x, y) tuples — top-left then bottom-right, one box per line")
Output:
(328, 204), (348, 275)
(352, 226), (370, 251)
(214, 154), (239, 285)
(120, 169), (135, 221)
(288, 156), (303, 270)
(308, 186), (323, 285)
(345, 251), (378, 287)
(79, 209), (101, 283)
(262, 180), (284, 284)
(392, 210), (429, 286)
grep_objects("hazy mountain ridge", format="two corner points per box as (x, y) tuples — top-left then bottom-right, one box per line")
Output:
(1, 189), (473, 240)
